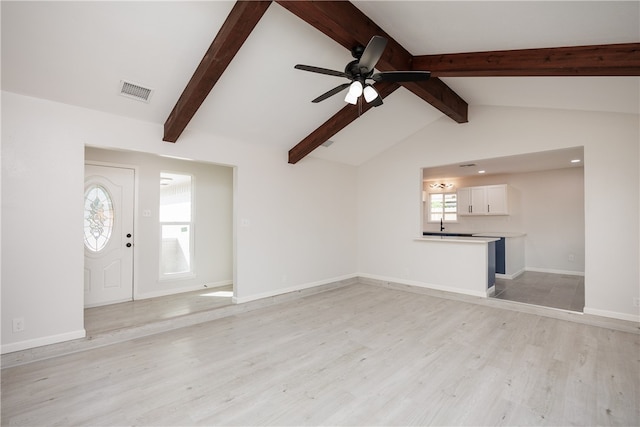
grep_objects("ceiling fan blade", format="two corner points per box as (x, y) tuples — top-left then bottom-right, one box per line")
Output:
(372, 71), (431, 82)
(295, 64), (348, 78)
(358, 36), (387, 73)
(311, 83), (351, 103)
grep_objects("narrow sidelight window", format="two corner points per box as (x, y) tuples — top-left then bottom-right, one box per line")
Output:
(159, 172), (194, 278)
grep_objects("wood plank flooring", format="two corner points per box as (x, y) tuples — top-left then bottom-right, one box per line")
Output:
(84, 285), (233, 336)
(2, 283), (638, 426)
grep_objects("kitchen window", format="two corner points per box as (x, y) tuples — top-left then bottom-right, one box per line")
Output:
(428, 192), (457, 222)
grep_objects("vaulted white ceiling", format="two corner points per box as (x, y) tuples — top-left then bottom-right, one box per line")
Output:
(2, 1), (638, 165)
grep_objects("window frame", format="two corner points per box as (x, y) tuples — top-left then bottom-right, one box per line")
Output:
(426, 191), (458, 223)
(159, 171), (196, 280)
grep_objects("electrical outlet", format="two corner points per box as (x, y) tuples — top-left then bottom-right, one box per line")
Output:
(12, 317), (25, 333)
(633, 297), (640, 308)
(568, 253), (575, 262)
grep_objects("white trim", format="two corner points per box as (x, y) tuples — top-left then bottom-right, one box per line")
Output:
(583, 307), (640, 323)
(496, 269), (525, 280)
(1, 330), (86, 355)
(232, 274), (357, 304)
(85, 297), (132, 309)
(525, 267), (585, 276)
(157, 272), (197, 282)
(357, 273), (488, 298)
(135, 280), (233, 300)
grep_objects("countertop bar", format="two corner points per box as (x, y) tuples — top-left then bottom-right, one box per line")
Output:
(415, 236), (500, 244)
(471, 232), (526, 238)
(423, 231), (526, 238)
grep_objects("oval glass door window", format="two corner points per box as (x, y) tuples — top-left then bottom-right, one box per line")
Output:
(84, 185), (114, 252)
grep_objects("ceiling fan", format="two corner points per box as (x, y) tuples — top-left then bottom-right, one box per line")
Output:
(295, 35), (431, 107)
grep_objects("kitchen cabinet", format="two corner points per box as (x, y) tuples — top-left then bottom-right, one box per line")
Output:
(458, 184), (508, 215)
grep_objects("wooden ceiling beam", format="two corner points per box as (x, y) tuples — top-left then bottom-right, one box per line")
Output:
(413, 43), (640, 77)
(288, 82), (400, 164)
(163, 1), (272, 143)
(276, 0), (469, 123)
(276, 0), (468, 163)
(275, 1), (413, 70)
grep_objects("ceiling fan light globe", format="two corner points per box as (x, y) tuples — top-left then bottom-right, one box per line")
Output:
(348, 81), (363, 97)
(363, 85), (378, 103)
(344, 92), (358, 105)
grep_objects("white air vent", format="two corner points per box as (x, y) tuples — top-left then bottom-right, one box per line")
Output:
(119, 80), (153, 103)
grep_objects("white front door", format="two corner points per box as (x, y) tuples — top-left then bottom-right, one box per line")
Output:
(84, 164), (135, 307)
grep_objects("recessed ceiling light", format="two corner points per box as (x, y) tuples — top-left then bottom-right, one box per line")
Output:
(571, 159), (581, 163)
(478, 170), (486, 174)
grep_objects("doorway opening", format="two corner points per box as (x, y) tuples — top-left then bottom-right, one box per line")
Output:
(421, 147), (585, 313)
(83, 146), (235, 336)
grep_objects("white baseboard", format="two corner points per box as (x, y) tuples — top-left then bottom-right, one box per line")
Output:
(357, 273), (488, 298)
(584, 307), (640, 323)
(1, 329), (86, 355)
(233, 274), (357, 304)
(135, 280), (233, 300)
(496, 269), (525, 280)
(525, 267), (585, 276)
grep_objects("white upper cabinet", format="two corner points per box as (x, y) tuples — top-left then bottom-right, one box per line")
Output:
(485, 185), (508, 215)
(458, 184), (509, 216)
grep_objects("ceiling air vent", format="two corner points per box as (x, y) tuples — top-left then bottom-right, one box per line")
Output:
(119, 80), (153, 103)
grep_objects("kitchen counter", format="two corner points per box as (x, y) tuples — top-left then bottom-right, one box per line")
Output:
(415, 236), (500, 244)
(413, 235), (498, 296)
(471, 231), (526, 238)
(423, 231), (526, 238)
(421, 231), (526, 279)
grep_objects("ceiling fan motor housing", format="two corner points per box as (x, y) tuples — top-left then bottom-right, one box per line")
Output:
(351, 44), (366, 59)
(345, 59), (371, 81)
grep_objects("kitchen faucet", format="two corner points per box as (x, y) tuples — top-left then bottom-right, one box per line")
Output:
(440, 218), (445, 232)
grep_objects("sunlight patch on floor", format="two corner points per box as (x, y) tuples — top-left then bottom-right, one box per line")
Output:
(201, 290), (233, 298)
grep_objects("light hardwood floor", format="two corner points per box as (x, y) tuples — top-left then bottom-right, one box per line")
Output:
(2, 283), (638, 426)
(84, 284), (234, 336)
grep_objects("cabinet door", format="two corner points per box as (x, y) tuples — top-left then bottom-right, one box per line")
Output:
(486, 185), (508, 214)
(470, 187), (487, 214)
(457, 188), (472, 215)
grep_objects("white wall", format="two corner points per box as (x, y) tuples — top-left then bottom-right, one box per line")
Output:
(1, 91), (358, 353)
(2, 93), (638, 354)
(358, 105), (639, 322)
(424, 167), (585, 274)
(85, 147), (233, 298)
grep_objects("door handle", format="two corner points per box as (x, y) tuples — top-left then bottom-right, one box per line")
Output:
(126, 233), (132, 238)
(126, 243), (132, 248)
